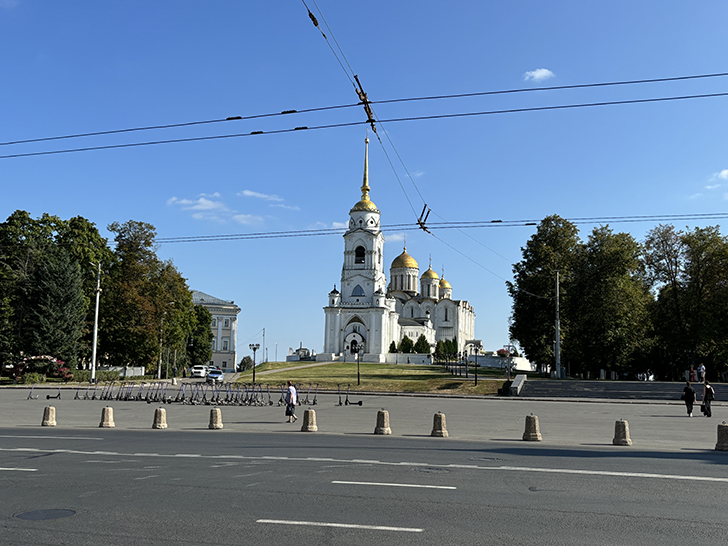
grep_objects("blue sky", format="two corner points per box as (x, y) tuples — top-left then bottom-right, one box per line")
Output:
(2, 1), (728, 362)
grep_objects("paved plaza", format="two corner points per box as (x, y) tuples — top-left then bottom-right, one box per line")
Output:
(2, 383), (725, 452)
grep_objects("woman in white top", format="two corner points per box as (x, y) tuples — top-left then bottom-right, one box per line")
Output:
(286, 380), (298, 422)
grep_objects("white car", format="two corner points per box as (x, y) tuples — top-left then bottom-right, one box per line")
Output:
(190, 365), (208, 378)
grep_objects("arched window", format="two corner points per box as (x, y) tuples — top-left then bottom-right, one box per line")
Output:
(352, 285), (365, 297)
(355, 246), (365, 264)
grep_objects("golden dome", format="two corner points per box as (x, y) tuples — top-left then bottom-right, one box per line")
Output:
(391, 248), (419, 269)
(350, 198), (379, 213)
(421, 267), (439, 280)
(439, 277), (452, 289)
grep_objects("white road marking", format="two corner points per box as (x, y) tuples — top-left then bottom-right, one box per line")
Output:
(485, 465), (728, 482)
(0, 467), (37, 472)
(0, 435), (102, 441)
(332, 480), (456, 490)
(257, 519), (423, 532)
(134, 475), (159, 480)
(4, 447), (728, 483)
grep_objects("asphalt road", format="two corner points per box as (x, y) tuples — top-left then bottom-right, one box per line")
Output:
(2, 427), (728, 545)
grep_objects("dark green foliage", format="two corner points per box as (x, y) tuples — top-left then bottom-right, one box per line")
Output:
(389, 341), (398, 353)
(414, 334), (430, 354)
(398, 335), (414, 353)
(239, 356), (253, 371)
(0, 211), (201, 376)
(188, 305), (213, 367)
(24, 249), (85, 367)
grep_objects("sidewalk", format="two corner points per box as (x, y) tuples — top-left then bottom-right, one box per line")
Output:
(1, 386), (725, 452)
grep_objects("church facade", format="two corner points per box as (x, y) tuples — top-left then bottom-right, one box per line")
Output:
(320, 138), (476, 363)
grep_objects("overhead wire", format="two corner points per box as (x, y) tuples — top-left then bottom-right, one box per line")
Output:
(3, 90), (727, 160)
(3, 70), (727, 148)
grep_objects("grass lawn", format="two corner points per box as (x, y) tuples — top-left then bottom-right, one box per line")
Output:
(236, 362), (508, 396)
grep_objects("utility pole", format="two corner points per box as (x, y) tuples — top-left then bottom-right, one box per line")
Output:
(555, 270), (562, 379)
(262, 328), (266, 363)
(90, 262), (101, 382)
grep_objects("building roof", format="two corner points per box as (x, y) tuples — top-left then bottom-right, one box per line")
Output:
(192, 290), (235, 306)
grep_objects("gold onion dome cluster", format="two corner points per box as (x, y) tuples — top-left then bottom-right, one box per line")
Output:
(439, 277), (452, 289)
(421, 267), (439, 280)
(391, 248), (419, 269)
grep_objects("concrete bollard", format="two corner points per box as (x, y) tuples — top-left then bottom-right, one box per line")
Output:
(431, 412), (448, 438)
(522, 413), (542, 441)
(613, 419), (632, 446)
(99, 406), (115, 428)
(209, 408), (223, 430)
(716, 421), (728, 451)
(41, 406), (57, 427)
(300, 409), (318, 432)
(374, 409), (392, 435)
(152, 407), (168, 429)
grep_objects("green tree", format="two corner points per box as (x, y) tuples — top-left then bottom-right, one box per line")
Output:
(568, 226), (652, 377)
(102, 220), (196, 373)
(398, 335), (414, 353)
(239, 355), (253, 371)
(644, 225), (728, 380)
(24, 248), (85, 367)
(507, 215), (581, 372)
(388, 340), (397, 353)
(414, 334), (430, 354)
(187, 305), (213, 367)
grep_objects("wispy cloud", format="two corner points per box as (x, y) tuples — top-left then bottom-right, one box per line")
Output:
(271, 204), (301, 211)
(689, 193), (703, 200)
(232, 214), (264, 225)
(238, 189), (284, 202)
(387, 233), (405, 243)
(167, 196), (229, 212)
(0, 0), (19, 8)
(331, 221), (348, 229)
(524, 68), (555, 82)
(168, 193), (264, 224)
(718, 169), (728, 180)
(706, 184), (721, 190)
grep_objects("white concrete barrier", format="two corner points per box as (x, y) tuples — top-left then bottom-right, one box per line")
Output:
(510, 374), (527, 396)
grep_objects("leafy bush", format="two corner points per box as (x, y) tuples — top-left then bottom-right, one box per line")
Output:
(21, 373), (46, 384)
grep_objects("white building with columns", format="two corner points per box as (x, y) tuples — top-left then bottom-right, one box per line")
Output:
(192, 290), (240, 373)
(320, 138), (476, 363)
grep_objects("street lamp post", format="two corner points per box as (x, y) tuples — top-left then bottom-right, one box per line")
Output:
(249, 343), (260, 384)
(356, 348), (361, 386)
(90, 262), (101, 383)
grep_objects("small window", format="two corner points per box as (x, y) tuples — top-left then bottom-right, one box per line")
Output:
(222, 340), (229, 351)
(211, 318), (217, 327)
(352, 285), (365, 297)
(355, 246), (365, 264)
(211, 338), (216, 351)
(224, 319), (230, 328)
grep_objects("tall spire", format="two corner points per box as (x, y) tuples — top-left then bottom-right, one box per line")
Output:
(350, 135), (379, 213)
(360, 136), (370, 201)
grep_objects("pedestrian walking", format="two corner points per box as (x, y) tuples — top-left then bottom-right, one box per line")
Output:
(683, 382), (697, 417)
(702, 381), (715, 418)
(689, 366), (696, 382)
(697, 364), (706, 382)
(285, 380), (298, 423)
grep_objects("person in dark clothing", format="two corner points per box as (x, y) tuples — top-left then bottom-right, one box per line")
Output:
(683, 382), (697, 417)
(702, 381), (715, 417)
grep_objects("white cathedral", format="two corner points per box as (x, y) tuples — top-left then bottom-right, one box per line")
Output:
(320, 138), (476, 363)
